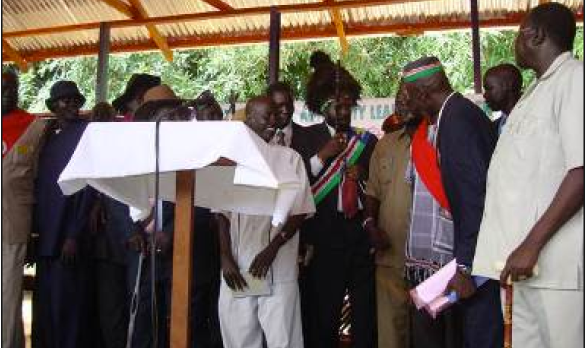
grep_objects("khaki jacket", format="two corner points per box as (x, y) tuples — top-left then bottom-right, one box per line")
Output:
(2, 118), (52, 244)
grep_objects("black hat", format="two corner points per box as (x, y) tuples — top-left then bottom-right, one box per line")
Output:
(45, 80), (86, 112)
(112, 73), (161, 113)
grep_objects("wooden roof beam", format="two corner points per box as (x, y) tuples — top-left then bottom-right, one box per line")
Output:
(99, 0), (173, 61)
(3, 0), (444, 39)
(99, 0), (136, 17)
(200, 0), (234, 11)
(127, 0), (174, 61)
(325, 0), (349, 55)
(2, 40), (28, 72)
(14, 13), (572, 63)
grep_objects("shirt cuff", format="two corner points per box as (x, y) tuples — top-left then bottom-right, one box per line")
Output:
(310, 155), (324, 177)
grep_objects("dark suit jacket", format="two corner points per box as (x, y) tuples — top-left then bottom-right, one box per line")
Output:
(302, 122), (378, 247)
(437, 93), (497, 267)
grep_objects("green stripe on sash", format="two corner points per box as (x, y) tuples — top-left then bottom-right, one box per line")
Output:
(312, 137), (366, 205)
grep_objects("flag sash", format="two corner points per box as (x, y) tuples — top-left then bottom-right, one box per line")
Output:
(311, 132), (370, 205)
(411, 120), (450, 211)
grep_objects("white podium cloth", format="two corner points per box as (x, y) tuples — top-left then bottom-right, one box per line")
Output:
(58, 121), (313, 225)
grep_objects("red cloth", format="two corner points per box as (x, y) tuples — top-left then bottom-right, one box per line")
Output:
(411, 119), (450, 211)
(341, 175), (359, 218)
(2, 109), (35, 157)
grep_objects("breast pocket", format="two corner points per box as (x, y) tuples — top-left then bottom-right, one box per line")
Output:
(7, 146), (36, 204)
(378, 157), (395, 185)
(505, 112), (548, 165)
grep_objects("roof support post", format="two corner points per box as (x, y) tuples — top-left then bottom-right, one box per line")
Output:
(96, 22), (111, 104)
(470, 0), (482, 93)
(268, 7), (281, 86)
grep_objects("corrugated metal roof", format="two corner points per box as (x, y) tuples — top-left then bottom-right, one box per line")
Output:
(2, 0), (583, 63)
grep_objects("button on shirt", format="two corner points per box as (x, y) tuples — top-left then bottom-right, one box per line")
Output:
(472, 52), (584, 290)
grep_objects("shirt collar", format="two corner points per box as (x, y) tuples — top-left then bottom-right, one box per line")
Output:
(281, 121), (293, 136)
(540, 51), (572, 80)
(325, 122), (335, 136)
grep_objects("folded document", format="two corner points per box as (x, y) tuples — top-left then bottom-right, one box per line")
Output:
(410, 260), (488, 318)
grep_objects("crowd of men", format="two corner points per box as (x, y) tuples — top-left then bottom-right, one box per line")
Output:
(1, 3), (582, 348)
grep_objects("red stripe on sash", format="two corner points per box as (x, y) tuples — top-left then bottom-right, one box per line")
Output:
(411, 119), (450, 211)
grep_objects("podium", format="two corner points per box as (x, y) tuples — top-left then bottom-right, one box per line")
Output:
(59, 121), (306, 348)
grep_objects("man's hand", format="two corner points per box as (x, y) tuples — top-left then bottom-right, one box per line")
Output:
(249, 242), (280, 278)
(447, 269), (476, 299)
(127, 231), (147, 254)
(366, 226), (390, 254)
(500, 240), (540, 284)
(318, 133), (347, 162)
(346, 165), (363, 181)
(221, 255), (248, 291)
(154, 231), (172, 255)
(60, 238), (77, 265)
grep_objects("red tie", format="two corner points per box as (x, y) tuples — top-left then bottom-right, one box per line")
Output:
(341, 175), (359, 219)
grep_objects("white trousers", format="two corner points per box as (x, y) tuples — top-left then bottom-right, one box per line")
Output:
(2, 243), (26, 348)
(513, 284), (583, 348)
(218, 281), (303, 348)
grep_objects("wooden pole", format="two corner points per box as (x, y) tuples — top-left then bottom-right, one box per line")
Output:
(170, 170), (196, 348)
(268, 6), (281, 86)
(470, 0), (482, 94)
(96, 22), (111, 103)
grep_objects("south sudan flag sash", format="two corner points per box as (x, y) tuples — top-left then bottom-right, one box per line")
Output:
(311, 131), (372, 205)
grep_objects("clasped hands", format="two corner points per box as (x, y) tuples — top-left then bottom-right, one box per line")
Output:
(221, 242), (280, 291)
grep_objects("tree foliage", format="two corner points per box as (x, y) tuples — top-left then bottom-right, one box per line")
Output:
(5, 28), (584, 113)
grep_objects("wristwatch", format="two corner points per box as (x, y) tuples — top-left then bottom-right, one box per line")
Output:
(457, 264), (472, 276)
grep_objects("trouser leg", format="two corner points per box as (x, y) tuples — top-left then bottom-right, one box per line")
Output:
(2, 243), (27, 348)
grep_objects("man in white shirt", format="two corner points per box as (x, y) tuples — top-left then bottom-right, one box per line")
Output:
(472, 4), (583, 348)
(217, 96), (315, 348)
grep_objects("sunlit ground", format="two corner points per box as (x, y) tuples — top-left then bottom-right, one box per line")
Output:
(23, 266), (34, 348)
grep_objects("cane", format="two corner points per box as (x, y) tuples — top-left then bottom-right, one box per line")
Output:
(126, 252), (145, 348)
(495, 262), (539, 348)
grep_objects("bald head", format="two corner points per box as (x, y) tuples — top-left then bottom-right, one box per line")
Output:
(2, 71), (19, 116)
(245, 96), (276, 142)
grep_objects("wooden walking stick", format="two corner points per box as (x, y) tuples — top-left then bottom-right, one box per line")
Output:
(495, 262), (513, 348)
(495, 262), (539, 348)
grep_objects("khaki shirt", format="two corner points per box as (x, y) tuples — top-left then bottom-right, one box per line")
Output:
(366, 129), (412, 268)
(2, 118), (51, 244)
(473, 53), (583, 290)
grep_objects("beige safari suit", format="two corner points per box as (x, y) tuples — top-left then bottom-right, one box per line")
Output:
(2, 118), (51, 348)
(366, 129), (412, 348)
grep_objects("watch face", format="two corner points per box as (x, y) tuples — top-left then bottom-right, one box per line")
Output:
(457, 264), (471, 275)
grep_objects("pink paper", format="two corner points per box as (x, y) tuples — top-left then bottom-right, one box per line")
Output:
(409, 260), (457, 309)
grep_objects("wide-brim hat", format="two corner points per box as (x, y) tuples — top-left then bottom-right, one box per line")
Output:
(142, 84), (178, 103)
(112, 73), (161, 112)
(45, 80), (86, 112)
